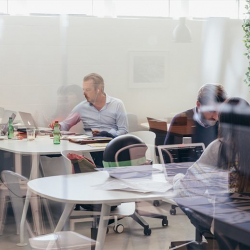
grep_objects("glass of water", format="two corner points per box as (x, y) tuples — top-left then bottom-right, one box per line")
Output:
(26, 128), (36, 141)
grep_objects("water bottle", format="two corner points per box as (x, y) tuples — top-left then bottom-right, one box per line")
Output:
(8, 117), (14, 139)
(53, 121), (60, 144)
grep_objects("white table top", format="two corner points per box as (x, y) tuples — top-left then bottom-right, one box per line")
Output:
(0, 137), (104, 155)
(28, 170), (175, 204)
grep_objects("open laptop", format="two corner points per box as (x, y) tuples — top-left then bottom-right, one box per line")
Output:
(18, 111), (52, 132)
(158, 143), (205, 177)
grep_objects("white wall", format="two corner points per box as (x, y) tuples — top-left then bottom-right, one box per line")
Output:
(0, 15), (249, 127)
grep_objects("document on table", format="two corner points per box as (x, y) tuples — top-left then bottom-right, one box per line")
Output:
(93, 178), (172, 193)
(61, 134), (90, 140)
(101, 165), (160, 179)
(87, 143), (109, 147)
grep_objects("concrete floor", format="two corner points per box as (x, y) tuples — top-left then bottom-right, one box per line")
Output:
(0, 201), (195, 250)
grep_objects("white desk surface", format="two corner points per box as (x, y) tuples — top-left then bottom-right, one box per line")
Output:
(28, 170), (174, 205)
(25, 166), (175, 250)
(0, 137), (104, 155)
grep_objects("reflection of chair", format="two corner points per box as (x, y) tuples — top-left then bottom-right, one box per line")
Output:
(0, 171), (47, 235)
(0, 181), (10, 235)
(130, 131), (157, 163)
(103, 134), (168, 236)
(1, 170), (96, 249)
(61, 150), (135, 240)
(157, 143), (205, 215)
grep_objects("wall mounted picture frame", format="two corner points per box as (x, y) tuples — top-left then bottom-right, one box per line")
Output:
(128, 51), (169, 88)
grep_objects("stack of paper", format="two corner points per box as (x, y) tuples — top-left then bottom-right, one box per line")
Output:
(93, 178), (172, 193)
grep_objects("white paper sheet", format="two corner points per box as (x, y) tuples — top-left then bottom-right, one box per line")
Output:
(93, 177), (172, 193)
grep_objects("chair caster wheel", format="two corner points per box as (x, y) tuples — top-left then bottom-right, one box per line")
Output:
(153, 200), (160, 207)
(162, 218), (168, 227)
(144, 228), (151, 236)
(113, 224), (124, 234)
(170, 209), (176, 215)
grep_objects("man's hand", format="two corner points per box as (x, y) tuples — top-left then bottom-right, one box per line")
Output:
(92, 129), (100, 137)
(49, 121), (61, 129)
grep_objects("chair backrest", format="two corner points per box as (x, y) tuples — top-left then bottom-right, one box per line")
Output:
(157, 143), (205, 164)
(61, 150), (94, 174)
(130, 131), (157, 163)
(114, 143), (148, 167)
(127, 113), (140, 132)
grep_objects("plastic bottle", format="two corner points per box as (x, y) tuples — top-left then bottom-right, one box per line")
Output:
(53, 121), (60, 144)
(8, 117), (14, 139)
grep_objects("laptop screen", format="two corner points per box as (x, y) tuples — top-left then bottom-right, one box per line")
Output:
(163, 145), (204, 163)
(158, 143), (205, 177)
(19, 111), (37, 128)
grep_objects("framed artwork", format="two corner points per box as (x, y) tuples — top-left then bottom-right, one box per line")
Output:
(128, 51), (169, 88)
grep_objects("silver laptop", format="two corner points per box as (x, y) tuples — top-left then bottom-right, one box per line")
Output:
(19, 111), (52, 131)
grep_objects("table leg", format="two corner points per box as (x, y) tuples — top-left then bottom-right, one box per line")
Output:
(95, 204), (111, 250)
(14, 153), (22, 175)
(54, 203), (74, 232)
(30, 154), (40, 180)
(17, 188), (31, 246)
(30, 154), (45, 235)
(44, 203), (74, 250)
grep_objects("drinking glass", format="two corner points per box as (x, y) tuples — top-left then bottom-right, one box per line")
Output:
(26, 128), (36, 141)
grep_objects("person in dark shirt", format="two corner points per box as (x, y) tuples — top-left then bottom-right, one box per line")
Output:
(164, 84), (227, 147)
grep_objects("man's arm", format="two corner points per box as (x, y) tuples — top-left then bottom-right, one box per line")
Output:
(59, 111), (81, 131)
(108, 101), (128, 137)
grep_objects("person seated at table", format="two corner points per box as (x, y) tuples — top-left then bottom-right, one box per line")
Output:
(164, 84), (227, 147)
(43, 84), (86, 126)
(173, 97), (250, 249)
(49, 73), (128, 167)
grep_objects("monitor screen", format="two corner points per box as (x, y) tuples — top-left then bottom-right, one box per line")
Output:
(162, 145), (204, 164)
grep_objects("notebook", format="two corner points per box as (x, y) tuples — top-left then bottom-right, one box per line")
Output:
(69, 137), (112, 145)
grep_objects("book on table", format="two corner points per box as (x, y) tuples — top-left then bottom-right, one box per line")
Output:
(69, 137), (112, 145)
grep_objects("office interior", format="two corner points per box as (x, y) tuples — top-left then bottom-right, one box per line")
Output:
(1, 1), (250, 249)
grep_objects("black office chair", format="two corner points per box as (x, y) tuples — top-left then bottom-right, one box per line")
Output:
(171, 200), (238, 250)
(103, 134), (168, 236)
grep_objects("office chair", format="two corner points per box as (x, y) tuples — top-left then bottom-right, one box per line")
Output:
(1, 170), (96, 249)
(130, 131), (157, 163)
(103, 134), (169, 236)
(0, 170), (54, 236)
(127, 113), (140, 132)
(170, 203), (236, 250)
